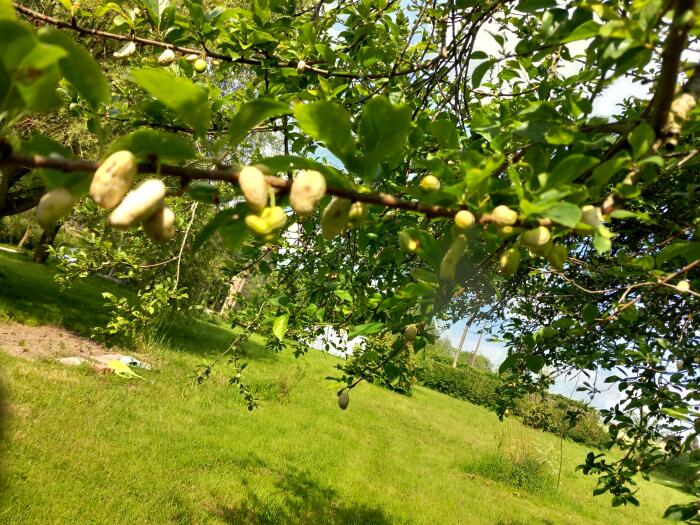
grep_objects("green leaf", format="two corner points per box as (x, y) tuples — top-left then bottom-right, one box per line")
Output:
(348, 322), (384, 339)
(272, 313), (289, 341)
(544, 202), (581, 228)
(593, 230), (612, 253)
(359, 97), (411, 161)
(428, 117), (459, 149)
(627, 121), (655, 159)
(517, 0), (556, 12)
(581, 303), (598, 323)
(187, 182), (219, 204)
(294, 101), (356, 163)
(560, 20), (600, 43)
(260, 155), (353, 190)
(135, 0), (169, 24)
(472, 59), (495, 89)
(334, 289), (353, 303)
(546, 154), (598, 189)
(38, 29), (110, 110)
(525, 354), (545, 373)
(192, 203), (248, 252)
(108, 129), (195, 160)
(228, 98), (291, 147)
(0, 0), (15, 19)
(130, 68), (210, 135)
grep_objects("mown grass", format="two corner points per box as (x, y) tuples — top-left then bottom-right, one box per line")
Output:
(0, 250), (686, 524)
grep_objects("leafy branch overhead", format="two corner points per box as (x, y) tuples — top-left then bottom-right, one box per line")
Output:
(1, 0), (700, 521)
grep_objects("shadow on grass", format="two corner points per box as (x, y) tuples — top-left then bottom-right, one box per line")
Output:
(213, 460), (393, 524)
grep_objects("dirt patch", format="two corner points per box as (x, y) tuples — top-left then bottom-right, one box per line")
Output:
(0, 321), (116, 360)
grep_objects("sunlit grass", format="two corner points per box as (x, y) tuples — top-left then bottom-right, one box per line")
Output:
(0, 251), (686, 524)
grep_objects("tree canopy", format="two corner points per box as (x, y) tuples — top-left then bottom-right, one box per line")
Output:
(1, 0), (699, 519)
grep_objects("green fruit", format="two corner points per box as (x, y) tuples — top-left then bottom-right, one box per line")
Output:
(347, 201), (368, 227)
(546, 245), (568, 270)
(90, 150), (137, 209)
(193, 58), (207, 72)
(521, 227), (551, 255)
(261, 206), (287, 230)
(499, 247), (520, 275)
(338, 391), (349, 410)
(455, 210), (475, 229)
(239, 166), (268, 211)
(245, 214), (273, 235)
(677, 280), (691, 293)
(491, 205), (518, 226)
(439, 234), (467, 281)
(143, 206), (176, 243)
(404, 324), (418, 341)
(399, 231), (420, 252)
(36, 188), (76, 229)
(289, 170), (326, 217)
(321, 197), (352, 239)
(420, 175), (440, 192)
(110, 179), (166, 228)
(540, 326), (557, 339)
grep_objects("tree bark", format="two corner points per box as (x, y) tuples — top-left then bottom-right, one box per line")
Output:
(452, 318), (473, 368)
(469, 331), (484, 367)
(17, 225), (31, 249)
(32, 222), (61, 264)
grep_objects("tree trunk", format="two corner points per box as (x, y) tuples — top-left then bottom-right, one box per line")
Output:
(32, 222), (61, 264)
(452, 318), (473, 368)
(469, 331), (484, 367)
(17, 225), (31, 249)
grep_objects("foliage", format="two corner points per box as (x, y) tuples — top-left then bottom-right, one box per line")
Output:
(0, 0), (699, 518)
(338, 334), (416, 395)
(464, 426), (557, 495)
(416, 359), (609, 449)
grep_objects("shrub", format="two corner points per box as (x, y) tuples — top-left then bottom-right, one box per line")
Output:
(464, 426), (556, 495)
(416, 359), (609, 449)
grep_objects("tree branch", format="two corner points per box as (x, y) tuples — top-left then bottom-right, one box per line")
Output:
(13, 3), (437, 80)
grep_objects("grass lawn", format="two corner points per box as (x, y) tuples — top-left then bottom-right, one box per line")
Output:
(0, 250), (685, 524)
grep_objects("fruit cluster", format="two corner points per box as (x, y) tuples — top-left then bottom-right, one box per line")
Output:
(37, 151), (175, 242)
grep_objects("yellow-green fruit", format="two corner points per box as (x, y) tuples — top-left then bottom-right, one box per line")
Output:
(521, 226), (551, 255)
(289, 170), (326, 216)
(143, 206), (176, 243)
(261, 206), (287, 230)
(245, 214), (273, 235)
(581, 205), (602, 228)
(497, 226), (517, 237)
(90, 150), (137, 209)
(110, 179), (166, 228)
(347, 201), (368, 227)
(677, 280), (691, 293)
(404, 324), (418, 342)
(157, 48), (175, 65)
(238, 166), (268, 211)
(321, 197), (351, 239)
(547, 245), (568, 270)
(338, 391), (349, 410)
(36, 188), (76, 229)
(420, 175), (440, 192)
(398, 231), (420, 252)
(193, 58), (207, 72)
(499, 247), (521, 275)
(491, 205), (518, 226)
(455, 210), (475, 229)
(439, 234), (467, 281)
(540, 326), (557, 339)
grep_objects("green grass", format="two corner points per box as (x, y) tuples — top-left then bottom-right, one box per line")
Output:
(0, 250), (686, 524)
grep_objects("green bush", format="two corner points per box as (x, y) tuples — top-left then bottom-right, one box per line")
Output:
(416, 359), (609, 449)
(463, 426), (556, 495)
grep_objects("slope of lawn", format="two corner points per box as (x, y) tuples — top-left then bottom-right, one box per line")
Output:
(0, 250), (685, 524)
